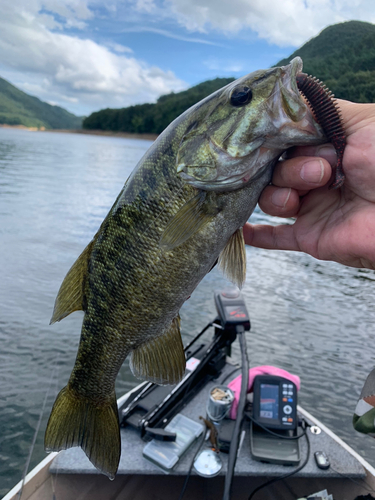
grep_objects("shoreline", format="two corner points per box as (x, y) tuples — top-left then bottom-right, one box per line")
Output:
(0, 123), (158, 141)
(0, 124), (44, 132)
(43, 128), (159, 141)
(0, 124), (158, 141)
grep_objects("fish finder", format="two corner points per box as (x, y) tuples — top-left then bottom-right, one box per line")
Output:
(250, 375), (300, 465)
(252, 375), (297, 430)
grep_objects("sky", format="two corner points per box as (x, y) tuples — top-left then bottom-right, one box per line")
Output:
(0, 0), (374, 117)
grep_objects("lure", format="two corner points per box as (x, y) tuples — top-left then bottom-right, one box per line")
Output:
(296, 73), (346, 189)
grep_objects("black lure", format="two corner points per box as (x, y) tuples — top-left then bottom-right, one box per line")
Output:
(296, 73), (346, 189)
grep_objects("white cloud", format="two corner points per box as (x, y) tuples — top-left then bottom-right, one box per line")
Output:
(0, 0), (186, 115)
(106, 41), (133, 53)
(122, 26), (226, 46)
(204, 58), (244, 73)
(165, 0), (375, 47)
(2, 0), (374, 116)
(133, 0), (156, 12)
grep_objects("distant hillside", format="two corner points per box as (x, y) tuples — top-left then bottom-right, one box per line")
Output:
(83, 21), (375, 135)
(0, 77), (82, 129)
(83, 77), (234, 134)
(276, 20), (375, 103)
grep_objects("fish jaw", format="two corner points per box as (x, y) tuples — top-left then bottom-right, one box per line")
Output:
(177, 57), (326, 192)
(263, 56), (324, 148)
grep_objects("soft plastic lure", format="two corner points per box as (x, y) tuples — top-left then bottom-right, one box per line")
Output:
(296, 73), (346, 189)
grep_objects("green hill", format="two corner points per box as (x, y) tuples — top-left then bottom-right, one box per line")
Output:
(276, 20), (375, 103)
(0, 77), (82, 129)
(83, 20), (375, 134)
(82, 77), (234, 134)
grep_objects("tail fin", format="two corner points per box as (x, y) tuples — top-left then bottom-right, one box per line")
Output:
(44, 385), (120, 480)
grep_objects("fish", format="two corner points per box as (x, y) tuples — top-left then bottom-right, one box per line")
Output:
(44, 56), (327, 479)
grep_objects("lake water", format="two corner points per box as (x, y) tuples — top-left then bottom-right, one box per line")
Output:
(1, 127), (375, 496)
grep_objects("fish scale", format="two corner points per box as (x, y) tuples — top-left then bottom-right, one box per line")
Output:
(44, 57), (339, 479)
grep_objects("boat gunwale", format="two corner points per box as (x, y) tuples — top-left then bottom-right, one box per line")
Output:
(3, 384), (375, 500)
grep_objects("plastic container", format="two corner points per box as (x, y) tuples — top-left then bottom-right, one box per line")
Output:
(143, 413), (204, 472)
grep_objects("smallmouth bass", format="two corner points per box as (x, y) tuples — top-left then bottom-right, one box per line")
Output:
(45, 57), (327, 478)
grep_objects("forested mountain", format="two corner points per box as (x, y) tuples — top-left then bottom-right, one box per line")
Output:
(0, 77), (82, 129)
(83, 20), (375, 134)
(83, 77), (234, 134)
(276, 21), (375, 103)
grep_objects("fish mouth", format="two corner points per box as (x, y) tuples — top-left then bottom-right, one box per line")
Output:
(283, 56), (312, 121)
(261, 56), (325, 148)
(287, 56), (304, 93)
(179, 57), (325, 192)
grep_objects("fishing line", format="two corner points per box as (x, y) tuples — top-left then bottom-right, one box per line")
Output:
(329, 464), (375, 495)
(17, 353), (60, 500)
(183, 321), (215, 353)
(177, 417), (208, 500)
(50, 356), (62, 500)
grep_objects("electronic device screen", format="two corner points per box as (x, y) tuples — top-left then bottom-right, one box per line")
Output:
(260, 384), (279, 420)
(252, 376), (297, 430)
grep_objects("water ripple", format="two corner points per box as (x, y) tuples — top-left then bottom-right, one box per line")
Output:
(1, 128), (375, 495)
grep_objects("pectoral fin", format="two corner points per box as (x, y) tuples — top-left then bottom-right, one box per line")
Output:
(218, 228), (246, 289)
(160, 191), (217, 250)
(130, 316), (186, 385)
(50, 240), (94, 324)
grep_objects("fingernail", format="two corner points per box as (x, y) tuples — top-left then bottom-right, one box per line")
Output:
(271, 188), (291, 208)
(300, 160), (324, 184)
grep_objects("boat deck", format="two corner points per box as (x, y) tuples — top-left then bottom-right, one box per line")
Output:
(50, 364), (366, 481)
(6, 363), (375, 500)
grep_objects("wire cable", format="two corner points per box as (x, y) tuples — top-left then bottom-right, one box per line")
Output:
(247, 414), (308, 440)
(219, 366), (241, 385)
(247, 422), (311, 500)
(177, 418), (208, 500)
(222, 325), (249, 500)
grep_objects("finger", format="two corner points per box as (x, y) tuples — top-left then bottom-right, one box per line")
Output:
(286, 144), (337, 166)
(243, 222), (300, 251)
(272, 157), (331, 190)
(258, 186), (300, 218)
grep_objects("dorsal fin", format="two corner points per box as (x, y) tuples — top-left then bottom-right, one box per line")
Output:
(50, 240), (94, 324)
(130, 316), (186, 385)
(218, 227), (246, 289)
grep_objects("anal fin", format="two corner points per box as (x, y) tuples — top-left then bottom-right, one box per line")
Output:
(218, 227), (246, 289)
(130, 316), (186, 385)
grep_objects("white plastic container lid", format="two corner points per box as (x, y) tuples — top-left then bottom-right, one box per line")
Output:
(143, 413), (204, 471)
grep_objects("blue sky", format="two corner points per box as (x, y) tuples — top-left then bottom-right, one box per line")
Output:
(0, 0), (374, 116)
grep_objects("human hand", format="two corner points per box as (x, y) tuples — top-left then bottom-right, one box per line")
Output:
(243, 100), (375, 270)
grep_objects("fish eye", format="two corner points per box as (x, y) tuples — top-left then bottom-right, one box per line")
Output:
(230, 86), (252, 107)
